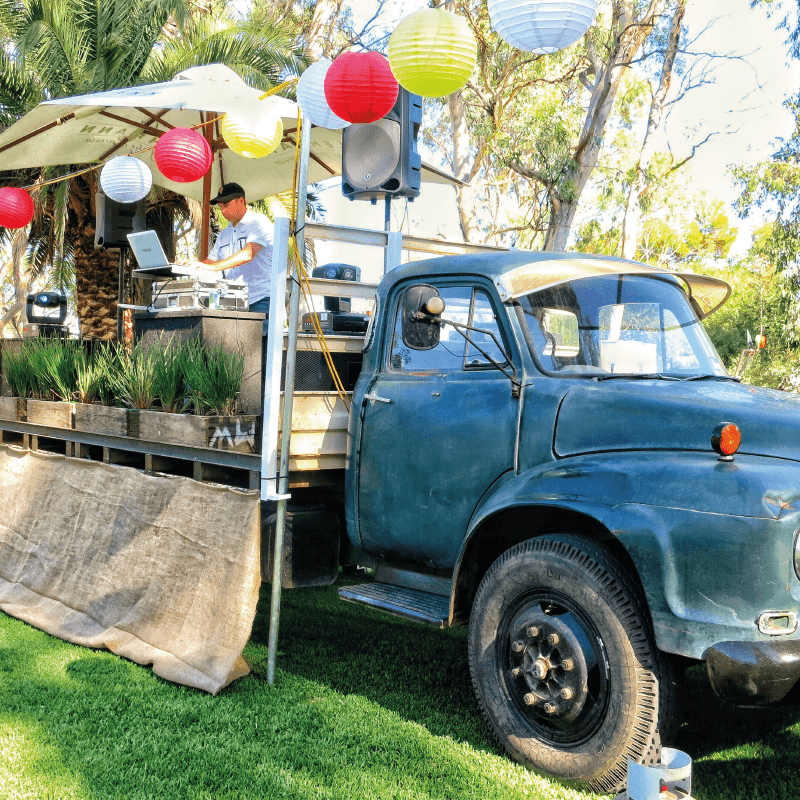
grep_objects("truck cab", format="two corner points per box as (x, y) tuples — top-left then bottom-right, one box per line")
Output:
(330, 250), (800, 793)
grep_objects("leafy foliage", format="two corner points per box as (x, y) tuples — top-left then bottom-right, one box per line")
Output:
(696, 228), (800, 389)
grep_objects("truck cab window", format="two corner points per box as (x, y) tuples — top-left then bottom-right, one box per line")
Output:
(390, 286), (505, 372)
(520, 274), (727, 377)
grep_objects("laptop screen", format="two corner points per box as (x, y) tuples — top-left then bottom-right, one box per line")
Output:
(128, 230), (170, 269)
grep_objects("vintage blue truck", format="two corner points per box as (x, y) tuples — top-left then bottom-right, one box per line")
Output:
(273, 249), (800, 793)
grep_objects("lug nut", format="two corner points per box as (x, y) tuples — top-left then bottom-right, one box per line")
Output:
(523, 693), (537, 706)
(560, 687), (573, 700)
(562, 658), (574, 671)
(510, 668), (521, 678)
(547, 633), (559, 646)
(526, 626), (540, 638)
(544, 702), (557, 714)
(511, 640), (525, 653)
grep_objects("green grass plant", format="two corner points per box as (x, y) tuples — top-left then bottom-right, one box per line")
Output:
(150, 335), (189, 413)
(2, 577), (799, 800)
(74, 348), (107, 405)
(3, 343), (37, 397)
(183, 339), (244, 416)
(114, 342), (157, 410)
(24, 338), (81, 401)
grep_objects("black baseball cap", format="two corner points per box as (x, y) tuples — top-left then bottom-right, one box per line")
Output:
(210, 182), (246, 205)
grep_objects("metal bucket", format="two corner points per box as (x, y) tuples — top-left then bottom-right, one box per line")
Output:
(615, 748), (693, 800)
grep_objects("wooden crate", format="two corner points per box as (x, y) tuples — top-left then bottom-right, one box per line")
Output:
(279, 392), (350, 472)
(138, 410), (259, 453)
(74, 404), (139, 437)
(0, 396), (26, 422)
(26, 399), (73, 428)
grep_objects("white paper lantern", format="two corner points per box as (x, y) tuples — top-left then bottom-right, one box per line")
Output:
(99, 156), (152, 203)
(297, 59), (351, 130)
(488, 0), (599, 54)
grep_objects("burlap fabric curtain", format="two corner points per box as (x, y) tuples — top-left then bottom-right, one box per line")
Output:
(0, 447), (261, 694)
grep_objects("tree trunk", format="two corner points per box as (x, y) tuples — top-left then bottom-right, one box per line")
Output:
(0, 228), (32, 337)
(72, 176), (120, 340)
(542, 0), (670, 251)
(449, 89), (482, 243)
(621, 0), (687, 260)
(305, 0), (345, 59)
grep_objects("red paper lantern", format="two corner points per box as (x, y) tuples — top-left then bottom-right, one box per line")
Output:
(324, 52), (399, 124)
(0, 187), (34, 228)
(154, 127), (213, 183)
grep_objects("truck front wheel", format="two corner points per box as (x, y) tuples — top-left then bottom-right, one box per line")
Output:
(468, 534), (676, 794)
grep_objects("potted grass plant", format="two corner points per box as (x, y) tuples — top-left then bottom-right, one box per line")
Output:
(25, 338), (79, 428)
(138, 338), (257, 452)
(72, 344), (140, 437)
(0, 342), (34, 421)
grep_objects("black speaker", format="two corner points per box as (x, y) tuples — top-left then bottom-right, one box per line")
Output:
(312, 263), (361, 312)
(342, 87), (422, 201)
(94, 193), (146, 250)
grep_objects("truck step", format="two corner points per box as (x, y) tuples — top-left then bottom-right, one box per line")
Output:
(338, 582), (450, 627)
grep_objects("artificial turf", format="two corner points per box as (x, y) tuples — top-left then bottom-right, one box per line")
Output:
(1, 577), (799, 799)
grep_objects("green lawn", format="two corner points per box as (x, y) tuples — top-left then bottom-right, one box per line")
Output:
(1, 578), (799, 800)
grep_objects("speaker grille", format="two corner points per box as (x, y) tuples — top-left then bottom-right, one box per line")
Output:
(343, 119), (400, 190)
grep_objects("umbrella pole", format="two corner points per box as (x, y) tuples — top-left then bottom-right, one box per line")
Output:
(266, 117), (312, 685)
(200, 112), (213, 260)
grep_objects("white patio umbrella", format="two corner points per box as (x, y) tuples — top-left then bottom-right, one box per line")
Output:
(0, 64), (460, 254)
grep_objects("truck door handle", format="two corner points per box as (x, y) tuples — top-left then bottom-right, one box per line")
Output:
(364, 392), (392, 404)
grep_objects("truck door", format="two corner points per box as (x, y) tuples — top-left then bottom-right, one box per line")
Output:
(356, 283), (518, 567)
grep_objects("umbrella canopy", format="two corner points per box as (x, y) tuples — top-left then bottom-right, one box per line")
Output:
(0, 63), (460, 202)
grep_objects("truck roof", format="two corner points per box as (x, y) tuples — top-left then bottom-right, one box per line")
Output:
(380, 250), (730, 318)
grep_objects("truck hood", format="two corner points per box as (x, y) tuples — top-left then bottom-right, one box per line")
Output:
(554, 379), (800, 461)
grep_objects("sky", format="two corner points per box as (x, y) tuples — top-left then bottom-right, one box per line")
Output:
(314, 0), (800, 278)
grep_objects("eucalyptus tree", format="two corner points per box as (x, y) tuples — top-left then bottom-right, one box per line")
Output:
(0, 0), (303, 339)
(423, 0), (673, 251)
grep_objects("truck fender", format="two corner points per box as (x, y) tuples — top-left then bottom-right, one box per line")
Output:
(450, 460), (624, 626)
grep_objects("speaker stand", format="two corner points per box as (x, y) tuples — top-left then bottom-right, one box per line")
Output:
(383, 194), (391, 273)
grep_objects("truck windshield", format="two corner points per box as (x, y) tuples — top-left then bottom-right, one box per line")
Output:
(518, 274), (728, 378)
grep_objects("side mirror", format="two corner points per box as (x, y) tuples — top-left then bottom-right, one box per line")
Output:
(401, 284), (446, 350)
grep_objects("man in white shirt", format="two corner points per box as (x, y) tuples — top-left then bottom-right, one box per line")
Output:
(184, 182), (274, 317)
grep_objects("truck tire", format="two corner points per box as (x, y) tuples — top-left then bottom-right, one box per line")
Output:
(468, 534), (677, 794)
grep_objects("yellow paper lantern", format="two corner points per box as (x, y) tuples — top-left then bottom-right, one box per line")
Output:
(389, 8), (477, 98)
(220, 103), (283, 159)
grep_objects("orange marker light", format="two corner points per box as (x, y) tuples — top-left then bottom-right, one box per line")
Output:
(756, 334), (767, 350)
(711, 422), (741, 458)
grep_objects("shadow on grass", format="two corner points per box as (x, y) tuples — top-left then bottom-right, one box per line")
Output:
(0, 600), (564, 800)
(671, 664), (800, 799)
(6, 580), (800, 800)
(248, 580), (488, 745)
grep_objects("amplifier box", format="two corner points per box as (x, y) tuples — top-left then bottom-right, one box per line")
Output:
(151, 277), (248, 310)
(302, 311), (370, 335)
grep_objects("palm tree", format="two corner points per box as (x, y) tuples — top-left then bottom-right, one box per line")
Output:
(0, 0), (304, 339)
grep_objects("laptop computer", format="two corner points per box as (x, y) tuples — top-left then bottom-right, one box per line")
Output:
(128, 230), (216, 280)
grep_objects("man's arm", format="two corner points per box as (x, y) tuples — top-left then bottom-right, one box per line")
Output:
(183, 242), (263, 271)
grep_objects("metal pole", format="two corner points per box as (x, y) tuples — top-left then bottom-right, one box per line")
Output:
(266, 117), (313, 685)
(383, 194), (391, 273)
(116, 249), (125, 343)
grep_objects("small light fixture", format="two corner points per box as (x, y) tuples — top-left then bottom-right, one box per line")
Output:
(711, 422), (741, 462)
